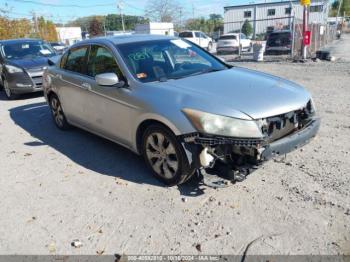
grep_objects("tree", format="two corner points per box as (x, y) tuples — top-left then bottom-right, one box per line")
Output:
(145, 0), (181, 22)
(184, 14), (223, 34)
(89, 17), (103, 37)
(241, 19), (253, 37)
(330, 0), (350, 17)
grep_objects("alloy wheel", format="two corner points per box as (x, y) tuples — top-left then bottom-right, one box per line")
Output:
(145, 132), (179, 179)
(50, 97), (65, 128)
(4, 80), (11, 98)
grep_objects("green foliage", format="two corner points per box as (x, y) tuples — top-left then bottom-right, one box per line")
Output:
(184, 14), (223, 34)
(105, 14), (149, 31)
(67, 14), (149, 33)
(241, 19), (253, 37)
(330, 0), (350, 17)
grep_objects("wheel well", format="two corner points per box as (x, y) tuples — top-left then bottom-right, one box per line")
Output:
(47, 91), (57, 102)
(136, 119), (175, 154)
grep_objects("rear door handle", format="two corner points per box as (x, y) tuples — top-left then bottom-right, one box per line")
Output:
(81, 82), (91, 90)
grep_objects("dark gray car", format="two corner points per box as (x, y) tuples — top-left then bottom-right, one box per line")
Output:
(0, 38), (57, 99)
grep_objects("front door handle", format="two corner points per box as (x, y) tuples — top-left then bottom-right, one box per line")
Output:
(81, 82), (91, 90)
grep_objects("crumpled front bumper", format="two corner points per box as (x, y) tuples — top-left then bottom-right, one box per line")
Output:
(181, 117), (320, 168)
(260, 117), (320, 160)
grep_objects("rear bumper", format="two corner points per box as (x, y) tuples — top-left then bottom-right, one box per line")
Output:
(260, 117), (320, 160)
(217, 46), (239, 53)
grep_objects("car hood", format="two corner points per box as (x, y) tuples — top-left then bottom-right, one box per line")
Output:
(7, 56), (54, 70)
(163, 67), (311, 119)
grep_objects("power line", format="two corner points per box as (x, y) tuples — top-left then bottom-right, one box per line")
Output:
(4, 0), (116, 8)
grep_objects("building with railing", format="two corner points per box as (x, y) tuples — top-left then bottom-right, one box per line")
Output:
(224, 0), (329, 37)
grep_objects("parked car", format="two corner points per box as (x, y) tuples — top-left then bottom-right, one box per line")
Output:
(43, 35), (320, 186)
(217, 33), (252, 54)
(265, 30), (292, 55)
(0, 38), (58, 99)
(179, 31), (213, 50)
(50, 42), (67, 54)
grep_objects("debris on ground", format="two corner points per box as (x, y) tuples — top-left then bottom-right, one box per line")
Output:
(48, 242), (56, 253)
(195, 243), (202, 252)
(71, 240), (83, 248)
(96, 249), (105, 255)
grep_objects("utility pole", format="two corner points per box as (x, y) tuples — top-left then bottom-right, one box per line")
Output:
(192, 3), (195, 19)
(179, 8), (183, 30)
(117, 0), (125, 32)
(336, 0), (343, 24)
(32, 11), (39, 36)
(302, 4), (308, 59)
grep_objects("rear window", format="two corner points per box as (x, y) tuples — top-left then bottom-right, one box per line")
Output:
(268, 32), (291, 40)
(179, 32), (193, 38)
(219, 35), (237, 40)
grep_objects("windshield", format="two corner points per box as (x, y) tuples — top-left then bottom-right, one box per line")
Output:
(117, 39), (228, 83)
(179, 32), (193, 38)
(1, 41), (56, 60)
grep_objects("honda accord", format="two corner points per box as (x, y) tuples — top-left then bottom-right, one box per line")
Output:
(43, 35), (320, 186)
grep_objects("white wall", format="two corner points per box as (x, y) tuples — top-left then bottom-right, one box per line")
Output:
(56, 27), (82, 46)
(224, 0), (328, 35)
(135, 22), (174, 36)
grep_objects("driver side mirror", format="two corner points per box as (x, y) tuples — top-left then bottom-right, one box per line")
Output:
(95, 73), (124, 87)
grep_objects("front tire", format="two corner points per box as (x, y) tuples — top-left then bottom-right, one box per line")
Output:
(142, 124), (195, 186)
(49, 94), (71, 130)
(3, 78), (17, 100)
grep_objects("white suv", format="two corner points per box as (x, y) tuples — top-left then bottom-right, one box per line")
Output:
(217, 33), (252, 54)
(179, 31), (213, 51)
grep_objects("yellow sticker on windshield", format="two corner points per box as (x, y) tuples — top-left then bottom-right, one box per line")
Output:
(137, 73), (147, 79)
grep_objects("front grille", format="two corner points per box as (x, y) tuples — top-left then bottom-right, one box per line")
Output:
(31, 76), (43, 88)
(261, 100), (315, 142)
(182, 133), (264, 147)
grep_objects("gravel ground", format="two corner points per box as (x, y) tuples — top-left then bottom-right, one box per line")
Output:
(0, 35), (349, 256)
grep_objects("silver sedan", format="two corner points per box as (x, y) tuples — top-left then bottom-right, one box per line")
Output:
(43, 35), (320, 186)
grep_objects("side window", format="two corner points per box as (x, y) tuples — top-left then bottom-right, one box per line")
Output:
(241, 34), (246, 39)
(195, 32), (201, 38)
(87, 45), (123, 79)
(60, 52), (68, 68)
(64, 46), (88, 74)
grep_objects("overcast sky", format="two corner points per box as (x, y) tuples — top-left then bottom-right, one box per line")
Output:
(0, 0), (290, 23)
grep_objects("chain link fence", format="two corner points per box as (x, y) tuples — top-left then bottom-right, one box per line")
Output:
(292, 19), (337, 58)
(204, 16), (339, 60)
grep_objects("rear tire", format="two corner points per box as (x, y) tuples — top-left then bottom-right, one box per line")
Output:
(142, 124), (195, 186)
(49, 94), (71, 130)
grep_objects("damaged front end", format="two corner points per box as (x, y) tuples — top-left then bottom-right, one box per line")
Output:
(180, 100), (320, 183)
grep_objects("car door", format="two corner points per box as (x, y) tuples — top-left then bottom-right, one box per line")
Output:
(54, 45), (91, 127)
(240, 33), (250, 48)
(194, 32), (202, 47)
(200, 32), (209, 48)
(81, 44), (132, 146)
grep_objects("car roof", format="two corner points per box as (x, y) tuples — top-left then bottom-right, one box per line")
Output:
(222, 33), (239, 36)
(270, 30), (292, 34)
(0, 38), (44, 44)
(74, 34), (177, 47)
